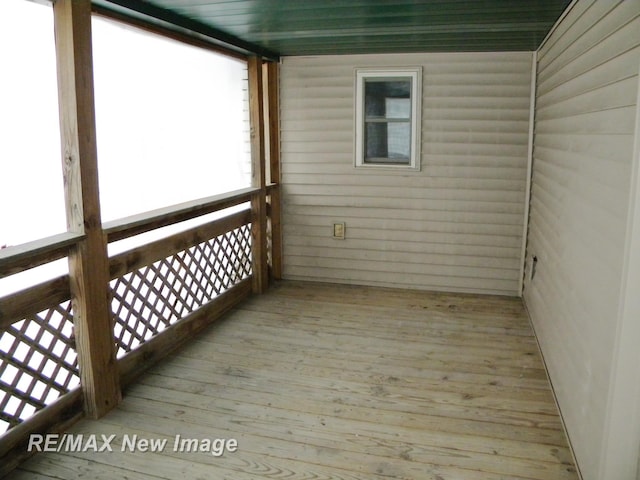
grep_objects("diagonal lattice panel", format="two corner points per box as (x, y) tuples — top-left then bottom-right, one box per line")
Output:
(0, 301), (78, 435)
(267, 215), (274, 269)
(110, 224), (252, 357)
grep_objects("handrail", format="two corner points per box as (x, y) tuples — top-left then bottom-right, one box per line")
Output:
(109, 209), (251, 279)
(103, 186), (258, 243)
(266, 182), (278, 193)
(0, 232), (84, 280)
(0, 187), (260, 279)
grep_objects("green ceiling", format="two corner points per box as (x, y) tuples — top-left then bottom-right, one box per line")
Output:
(92, 0), (572, 59)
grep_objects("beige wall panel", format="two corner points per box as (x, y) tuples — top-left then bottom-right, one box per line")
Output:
(281, 52), (533, 296)
(524, 1), (640, 478)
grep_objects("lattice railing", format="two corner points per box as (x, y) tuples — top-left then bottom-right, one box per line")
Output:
(110, 215), (252, 357)
(266, 219), (273, 270)
(0, 287), (78, 436)
(0, 189), (260, 458)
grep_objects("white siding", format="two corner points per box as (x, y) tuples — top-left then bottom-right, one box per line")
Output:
(281, 52), (533, 296)
(524, 1), (640, 479)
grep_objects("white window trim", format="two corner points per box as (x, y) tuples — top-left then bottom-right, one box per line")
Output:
(354, 67), (422, 171)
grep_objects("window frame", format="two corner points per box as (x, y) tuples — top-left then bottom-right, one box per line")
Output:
(354, 67), (422, 171)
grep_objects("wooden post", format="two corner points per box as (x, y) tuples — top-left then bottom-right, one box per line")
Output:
(248, 56), (268, 293)
(265, 61), (283, 280)
(53, 0), (120, 418)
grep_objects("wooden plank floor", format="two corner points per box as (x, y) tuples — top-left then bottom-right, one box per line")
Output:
(13, 281), (579, 480)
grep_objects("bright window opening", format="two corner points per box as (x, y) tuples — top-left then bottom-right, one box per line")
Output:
(0, 0), (65, 249)
(91, 16), (251, 223)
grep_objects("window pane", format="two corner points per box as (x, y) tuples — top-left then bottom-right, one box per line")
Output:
(0, 0), (65, 248)
(386, 98), (411, 119)
(364, 80), (411, 119)
(365, 122), (410, 163)
(92, 17), (251, 222)
(388, 123), (411, 159)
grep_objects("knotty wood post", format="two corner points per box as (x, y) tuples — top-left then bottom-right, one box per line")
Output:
(248, 56), (268, 293)
(264, 61), (283, 280)
(53, 0), (121, 418)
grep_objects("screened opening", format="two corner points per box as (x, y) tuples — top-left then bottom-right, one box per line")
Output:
(0, 0), (65, 249)
(91, 16), (251, 223)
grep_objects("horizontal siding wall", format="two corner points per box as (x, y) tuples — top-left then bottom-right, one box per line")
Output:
(280, 52), (533, 296)
(524, 1), (640, 479)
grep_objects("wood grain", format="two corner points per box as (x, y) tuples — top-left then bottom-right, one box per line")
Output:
(53, 0), (120, 418)
(108, 209), (251, 280)
(0, 390), (83, 478)
(248, 56), (268, 293)
(118, 279), (252, 387)
(0, 276), (70, 329)
(15, 281), (578, 479)
(0, 232), (83, 280)
(265, 61), (283, 281)
(103, 187), (256, 243)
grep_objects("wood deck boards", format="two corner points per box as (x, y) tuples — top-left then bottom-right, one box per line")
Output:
(13, 281), (579, 479)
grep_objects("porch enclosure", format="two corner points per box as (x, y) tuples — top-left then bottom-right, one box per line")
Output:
(3, 1), (640, 479)
(0, 0), (282, 474)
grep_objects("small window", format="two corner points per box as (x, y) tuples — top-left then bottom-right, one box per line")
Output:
(355, 68), (421, 170)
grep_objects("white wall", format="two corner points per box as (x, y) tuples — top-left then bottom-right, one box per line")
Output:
(280, 52), (533, 296)
(599, 30), (640, 480)
(524, 1), (640, 479)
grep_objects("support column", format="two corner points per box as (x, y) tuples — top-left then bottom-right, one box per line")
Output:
(265, 61), (283, 280)
(53, 0), (120, 418)
(248, 56), (268, 293)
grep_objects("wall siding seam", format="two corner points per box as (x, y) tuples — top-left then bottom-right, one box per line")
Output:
(538, 1), (632, 80)
(538, 42), (640, 98)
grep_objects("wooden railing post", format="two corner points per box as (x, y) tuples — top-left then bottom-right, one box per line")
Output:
(53, 0), (120, 418)
(265, 61), (283, 280)
(248, 56), (268, 293)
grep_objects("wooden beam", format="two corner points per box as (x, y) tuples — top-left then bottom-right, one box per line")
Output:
(109, 209), (251, 279)
(92, 5), (249, 62)
(53, 0), (120, 418)
(264, 62), (281, 186)
(264, 61), (283, 280)
(0, 276), (70, 329)
(95, 0), (279, 61)
(103, 186), (256, 243)
(248, 56), (268, 293)
(0, 232), (84, 280)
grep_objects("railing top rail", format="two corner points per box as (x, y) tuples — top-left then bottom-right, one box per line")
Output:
(109, 208), (251, 280)
(0, 188), (260, 280)
(0, 232), (85, 281)
(103, 186), (258, 243)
